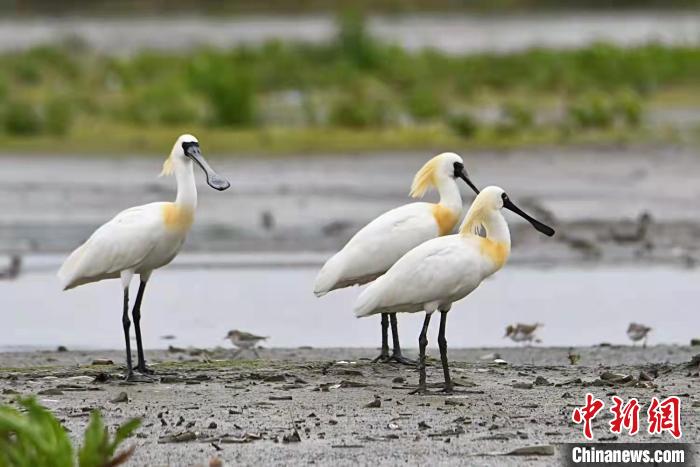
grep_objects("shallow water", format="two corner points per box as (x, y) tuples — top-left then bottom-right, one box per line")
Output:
(1, 255), (696, 351)
(1, 13), (699, 54)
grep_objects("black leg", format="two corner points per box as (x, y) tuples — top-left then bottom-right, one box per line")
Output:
(122, 288), (133, 380)
(132, 281), (153, 374)
(372, 313), (390, 363)
(438, 310), (452, 393)
(410, 313), (431, 395)
(388, 314), (416, 365)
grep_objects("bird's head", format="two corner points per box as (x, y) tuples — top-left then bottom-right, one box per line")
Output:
(410, 152), (479, 199)
(471, 186), (555, 237)
(504, 324), (515, 337)
(161, 134), (231, 191)
(224, 330), (240, 339)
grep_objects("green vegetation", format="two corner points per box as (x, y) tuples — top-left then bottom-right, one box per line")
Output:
(0, 14), (697, 154)
(6, 0), (700, 16)
(0, 397), (140, 467)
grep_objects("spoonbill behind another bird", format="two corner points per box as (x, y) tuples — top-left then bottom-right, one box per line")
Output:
(58, 134), (230, 379)
(354, 186), (555, 393)
(313, 152), (480, 364)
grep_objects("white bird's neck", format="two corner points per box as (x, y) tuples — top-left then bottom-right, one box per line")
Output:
(461, 205), (511, 271)
(484, 211), (511, 249)
(435, 177), (462, 214)
(174, 159), (197, 210)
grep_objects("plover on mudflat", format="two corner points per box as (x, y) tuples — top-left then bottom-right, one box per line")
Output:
(627, 322), (652, 347)
(225, 330), (268, 358)
(504, 323), (543, 345)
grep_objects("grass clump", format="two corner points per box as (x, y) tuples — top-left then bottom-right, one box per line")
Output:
(44, 96), (75, 136)
(2, 100), (43, 136)
(335, 11), (381, 70)
(328, 78), (395, 128)
(612, 89), (644, 127)
(0, 397), (140, 467)
(187, 54), (256, 126)
(567, 90), (645, 129)
(446, 112), (478, 138)
(497, 101), (535, 134)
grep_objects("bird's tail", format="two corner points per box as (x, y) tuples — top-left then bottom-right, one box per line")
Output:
(57, 245), (85, 291)
(353, 282), (383, 318)
(313, 251), (345, 297)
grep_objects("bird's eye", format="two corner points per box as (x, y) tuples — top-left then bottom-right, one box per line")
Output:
(501, 193), (508, 200)
(452, 162), (464, 177)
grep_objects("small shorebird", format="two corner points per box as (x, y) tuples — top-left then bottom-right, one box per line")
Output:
(609, 212), (652, 244)
(627, 322), (652, 347)
(0, 255), (21, 280)
(314, 152), (479, 365)
(58, 134), (230, 380)
(225, 330), (268, 358)
(354, 187), (555, 393)
(504, 323), (543, 345)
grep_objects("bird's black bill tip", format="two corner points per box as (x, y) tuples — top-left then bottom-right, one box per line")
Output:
(457, 170), (480, 195)
(537, 223), (556, 237)
(207, 175), (231, 191)
(503, 197), (555, 237)
(184, 144), (231, 192)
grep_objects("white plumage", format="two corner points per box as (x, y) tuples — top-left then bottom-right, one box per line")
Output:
(313, 152), (479, 363)
(354, 186), (555, 392)
(58, 203), (182, 290)
(354, 234), (485, 317)
(58, 134), (230, 379)
(313, 203), (443, 295)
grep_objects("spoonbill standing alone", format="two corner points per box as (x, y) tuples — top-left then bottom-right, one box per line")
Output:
(314, 153), (479, 364)
(58, 134), (230, 379)
(354, 186), (555, 392)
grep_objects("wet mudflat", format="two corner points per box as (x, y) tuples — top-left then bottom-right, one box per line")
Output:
(1, 347), (698, 465)
(3, 147), (700, 262)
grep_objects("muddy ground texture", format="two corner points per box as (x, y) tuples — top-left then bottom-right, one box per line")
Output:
(1, 346), (699, 466)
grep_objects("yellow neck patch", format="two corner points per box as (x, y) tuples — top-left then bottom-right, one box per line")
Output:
(432, 204), (459, 236)
(162, 203), (194, 232)
(479, 237), (509, 269)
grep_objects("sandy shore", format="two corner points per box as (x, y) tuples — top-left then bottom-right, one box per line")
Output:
(1, 346), (698, 466)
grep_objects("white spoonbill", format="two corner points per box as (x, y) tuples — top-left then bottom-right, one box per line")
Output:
(314, 153), (479, 364)
(354, 186), (555, 393)
(57, 134), (230, 379)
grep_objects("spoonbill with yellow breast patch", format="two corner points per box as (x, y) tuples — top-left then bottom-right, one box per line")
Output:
(58, 134), (230, 380)
(354, 186), (555, 392)
(314, 152), (480, 364)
